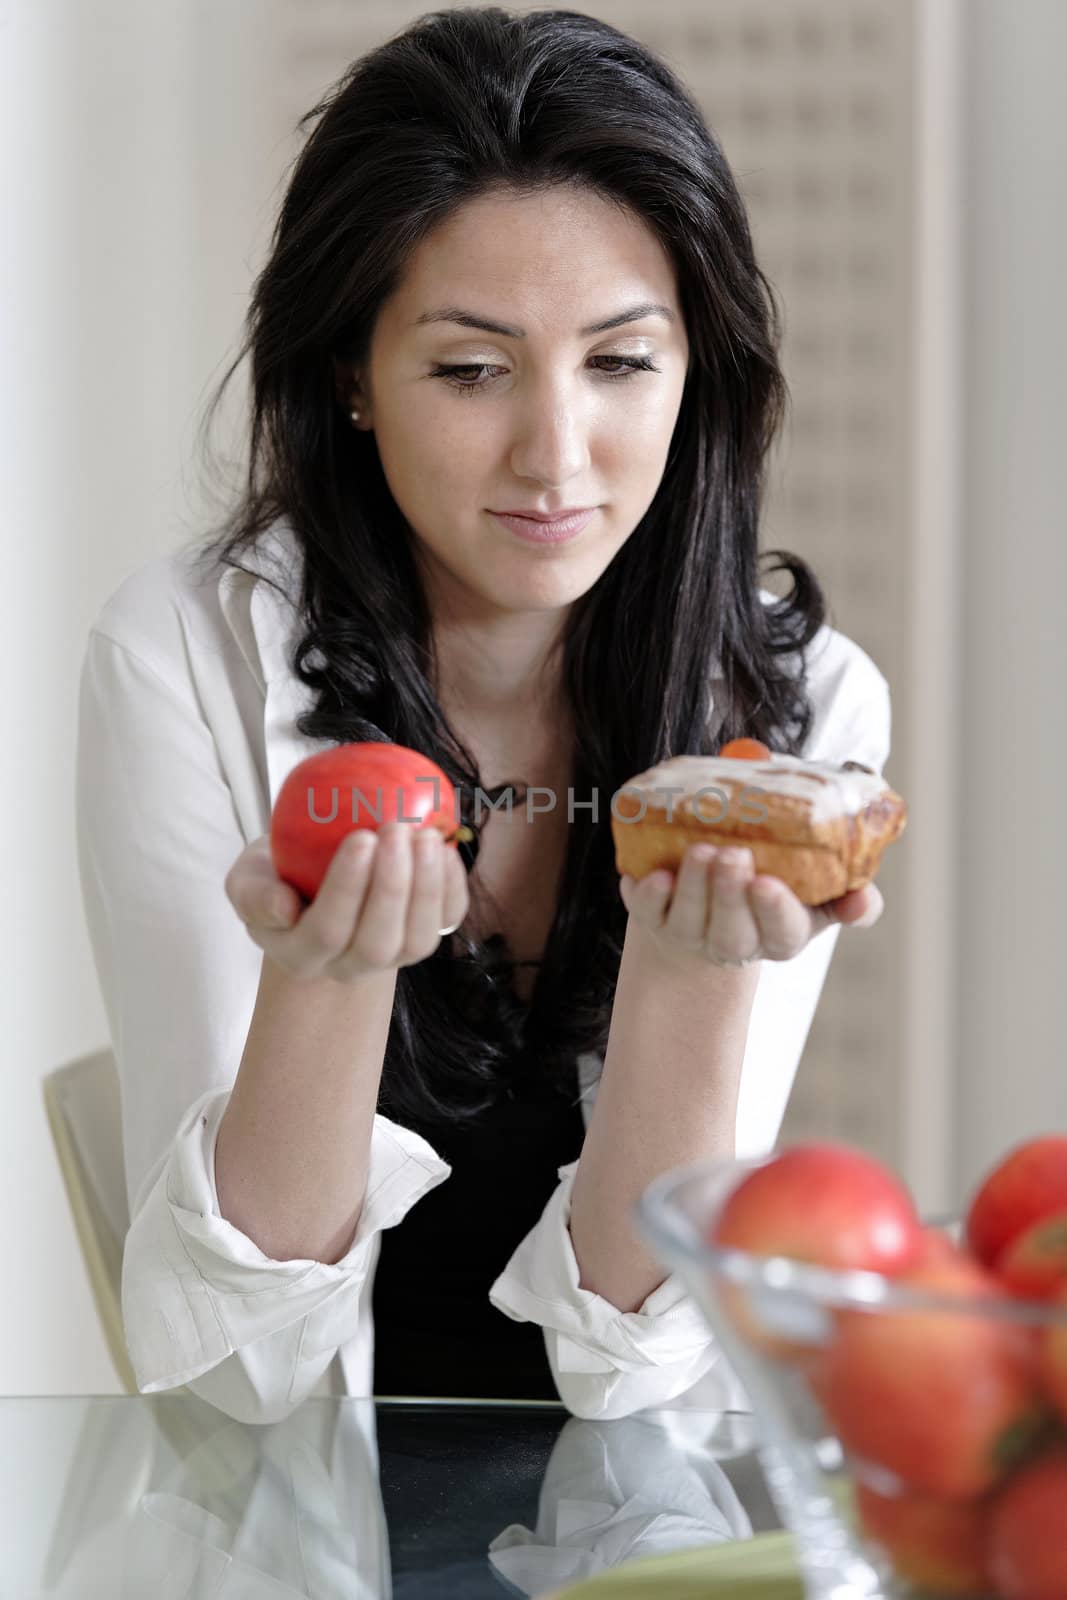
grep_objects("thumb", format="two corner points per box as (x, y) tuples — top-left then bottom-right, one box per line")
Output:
(262, 889), (298, 930)
(839, 884), (884, 929)
(853, 885), (884, 927)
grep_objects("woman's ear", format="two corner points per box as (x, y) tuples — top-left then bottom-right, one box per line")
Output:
(333, 357), (371, 427)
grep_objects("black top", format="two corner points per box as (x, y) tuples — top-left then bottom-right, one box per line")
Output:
(371, 1059), (587, 1400)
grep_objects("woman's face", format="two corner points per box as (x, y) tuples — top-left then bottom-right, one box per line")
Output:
(339, 185), (690, 620)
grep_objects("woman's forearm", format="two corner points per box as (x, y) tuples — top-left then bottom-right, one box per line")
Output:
(568, 923), (761, 1313)
(214, 954), (398, 1265)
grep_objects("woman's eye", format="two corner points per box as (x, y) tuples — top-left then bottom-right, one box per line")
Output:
(429, 354), (660, 397)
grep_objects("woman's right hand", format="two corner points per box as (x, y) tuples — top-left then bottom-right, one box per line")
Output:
(224, 820), (470, 984)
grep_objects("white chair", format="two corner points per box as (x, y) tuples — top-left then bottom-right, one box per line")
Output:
(42, 1052), (336, 1405)
(42, 1048), (138, 1394)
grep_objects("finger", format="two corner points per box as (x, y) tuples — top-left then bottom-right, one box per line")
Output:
(813, 884), (884, 932)
(263, 880), (302, 930)
(664, 843), (718, 944)
(404, 827), (446, 952)
(619, 873), (638, 916)
(807, 903), (839, 938)
(748, 873), (811, 960)
(633, 867), (674, 930)
(440, 842), (470, 933)
(703, 848), (762, 962)
(256, 857), (304, 930)
(225, 837), (270, 893)
(301, 828), (378, 957)
(344, 821), (415, 963)
(226, 845), (292, 929)
(814, 888), (861, 930)
(840, 884), (884, 928)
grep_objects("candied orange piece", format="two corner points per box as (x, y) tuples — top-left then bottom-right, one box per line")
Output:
(718, 737), (772, 760)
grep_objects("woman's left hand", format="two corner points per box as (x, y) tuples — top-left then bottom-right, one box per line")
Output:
(618, 842), (884, 970)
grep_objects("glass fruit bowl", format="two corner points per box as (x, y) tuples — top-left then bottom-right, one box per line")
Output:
(636, 1153), (1067, 1600)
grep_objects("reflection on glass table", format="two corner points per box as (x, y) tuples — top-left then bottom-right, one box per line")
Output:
(0, 1396), (780, 1598)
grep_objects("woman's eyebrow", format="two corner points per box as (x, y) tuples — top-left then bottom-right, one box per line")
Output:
(411, 301), (676, 338)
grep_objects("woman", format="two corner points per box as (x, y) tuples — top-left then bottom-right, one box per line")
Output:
(76, 7), (891, 1426)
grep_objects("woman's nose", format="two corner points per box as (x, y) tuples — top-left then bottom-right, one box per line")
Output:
(508, 389), (591, 486)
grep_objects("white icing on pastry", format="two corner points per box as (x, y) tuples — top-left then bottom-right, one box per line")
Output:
(619, 753), (888, 827)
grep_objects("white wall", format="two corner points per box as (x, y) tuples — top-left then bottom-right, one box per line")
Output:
(3, 0), (274, 1393)
(955, 0), (1067, 1196)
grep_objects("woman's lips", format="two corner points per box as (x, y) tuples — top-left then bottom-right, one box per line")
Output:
(490, 508), (596, 543)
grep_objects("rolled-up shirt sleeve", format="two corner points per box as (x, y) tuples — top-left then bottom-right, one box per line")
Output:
(489, 640), (893, 1420)
(76, 626), (449, 1424)
(125, 1085), (449, 1421)
(489, 1157), (752, 1419)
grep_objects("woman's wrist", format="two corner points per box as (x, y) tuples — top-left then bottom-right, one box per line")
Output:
(623, 911), (763, 991)
(568, 917), (756, 1309)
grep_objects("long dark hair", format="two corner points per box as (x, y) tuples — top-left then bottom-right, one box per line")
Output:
(193, 6), (828, 1134)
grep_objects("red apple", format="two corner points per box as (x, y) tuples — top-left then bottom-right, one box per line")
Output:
(709, 1142), (925, 1367)
(713, 1275), (834, 1371)
(965, 1137), (1067, 1270)
(809, 1250), (1047, 1499)
(914, 1226), (970, 1269)
(854, 1480), (992, 1596)
(1036, 1280), (1067, 1426)
(987, 1447), (1067, 1600)
(710, 1142), (925, 1274)
(270, 741), (472, 902)
(996, 1212), (1067, 1301)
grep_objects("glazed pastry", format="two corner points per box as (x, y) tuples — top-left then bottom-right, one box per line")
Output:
(611, 740), (907, 906)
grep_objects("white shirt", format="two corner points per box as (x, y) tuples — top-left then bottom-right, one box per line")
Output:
(75, 516), (892, 1427)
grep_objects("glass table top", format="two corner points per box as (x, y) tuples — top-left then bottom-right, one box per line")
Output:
(0, 1396), (781, 1598)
